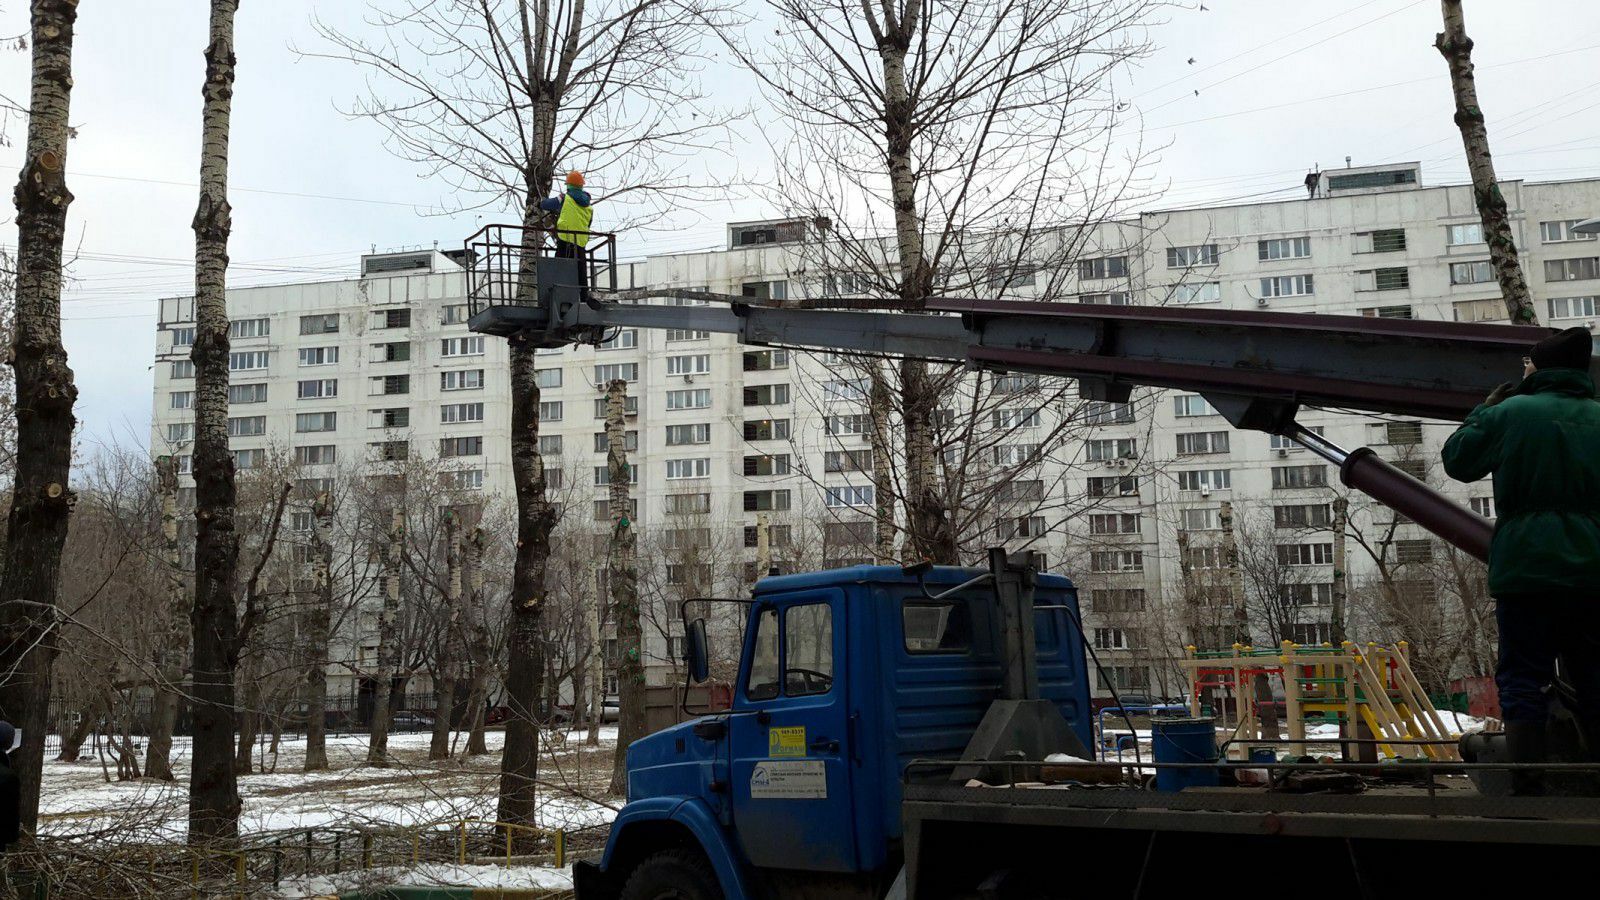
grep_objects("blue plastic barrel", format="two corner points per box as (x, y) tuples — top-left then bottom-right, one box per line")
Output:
(1151, 718), (1220, 792)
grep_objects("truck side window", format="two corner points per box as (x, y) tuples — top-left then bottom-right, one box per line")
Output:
(784, 603), (833, 696)
(747, 607), (781, 701)
(903, 600), (971, 653)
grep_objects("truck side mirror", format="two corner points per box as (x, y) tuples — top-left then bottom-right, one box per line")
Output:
(686, 617), (710, 684)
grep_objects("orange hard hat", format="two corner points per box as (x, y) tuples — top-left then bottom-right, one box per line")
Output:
(566, 170), (585, 187)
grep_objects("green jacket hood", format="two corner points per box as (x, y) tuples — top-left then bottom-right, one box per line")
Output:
(1518, 367), (1595, 398)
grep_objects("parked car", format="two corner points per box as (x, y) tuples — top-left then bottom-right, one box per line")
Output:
(389, 711), (436, 732)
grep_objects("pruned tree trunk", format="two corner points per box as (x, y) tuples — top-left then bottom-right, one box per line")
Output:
(868, 371), (895, 562)
(585, 525), (604, 747)
(1435, 0), (1539, 325)
(606, 379), (642, 796)
(430, 512), (463, 761)
(0, 0), (81, 834)
(367, 508), (404, 767)
(145, 456), (186, 781)
(1331, 496), (1349, 644)
(187, 0), (243, 850)
(461, 527), (491, 757)
(1220, 501), (1249, 644)
(302, 491), (334, 772)
(233, 645), (259, 776)
(56, 698), (103, 763)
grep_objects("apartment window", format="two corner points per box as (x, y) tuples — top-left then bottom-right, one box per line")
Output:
(743, 384), (790, 406)
(1176, 469), (1231, 492)
(745, 418), (791, 441)
(740, 280), (788, 301)
(1168, 281), (1222, 305)
(1274, 504), (1332, 528)
(667, 423), (712, 445)
(1362, 267), (1411, 291)
(441, 336), (485, 357)
(593, 498), (640, 521)
(175, 455), (192, 474)
(1089, 513), (1140, 535)
(667, 389), (712, 410)
(294, 412), (336, 433)
(1080, 291), (1132, 305)
(375, 341), (412, 363)
(1086, 475), (1139, 498)
(993, 408), (1042, 429)
(1173, 395), (1214, 417)
(373, 374), (410, 396)
(1166, 244), (1219, 268)
(598, 329), (638, 351)
(666, 329), (710, 342)
(995, 515), (1047, 540)
(666, 354), (711, 377)
(595, 363), (639, 384)
(1180, 507), (1218, 531)
(229, 317), (269, 339)
(1270, 432), (1313, 452)
(1546, 257), (1600, 282)
(1451, 260), (1495, 285)
(743, 454), (791, 476)
(1090, 550), (1143, 573)
(1260, 274), (1314, 298)
(1086, 438), (1137, 461)
(1272, 465), (1327, 489)
(666, 458), (712, 480)
(1092, 628), (1141, 651)
(234, 448), (263, 470)
(540, 401), (563, 422)
(1280, 583), (1334, 608)
(171, 360), (196, 379)
(823, 379), (868, 403)
(1289, 623), (1333, 646)
(1470, 496), (1496, 519)
(825, 486), (873, 508)
(1277, 543), (1333, 566)
(441, 304), (469, 325)
(170, 326), (196, 347)
(1183, 546), (1223, 569)
(441, 436), (483, 458)
(441, 370), (485, 391)
(230, 383), (268, 404)
(446, 469), (484, 490)
(1391, 458), (1428, 480)
(166, 423), (194, 443)
(229, 350), (269, 371)
(1360, 304), (1413, 319)
(592, 431), (639, 452)
(993, 374), (1042, 394)
(1091, 589), (1146, 613)
(1395, 539), (1434, 564)
(170, 391), (194, 410)
(441, 402), (485, 424)
(372, 440), (409, 462)
(299, 347), (339, 367)
(1548, 296), (1598, 320)
(375, 407), (409, 428)
(744, 490), (792, 512)
(666, 563), (712, 586)
(1368, 420), (1423, 445)
(1541, 220), (1599, 244)
(536, 368), (563, 389)
(742, 350), (789, 371)
(1176, 431), (1229, 456)
(539, 435), (564, 455)
(295, 445), (337, 466)
(593, 396), (638, 418)
(299, 314), (339, 335)
(1077, 255), (1128, 280)
(1355, 229), (1407, 253)
(665, 493), (711, 516)
(1258, 237), (1310, 261)
(824, 414), (869, 436)
(824, 449), (874, 473)
(594, 465), (638, 486)
(372, 308), (411, 329)
(1446, 222), (1483, 246)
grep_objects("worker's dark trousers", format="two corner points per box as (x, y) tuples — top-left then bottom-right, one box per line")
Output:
(554, 239), (588, 291)
(1494, 596), (1600, 726)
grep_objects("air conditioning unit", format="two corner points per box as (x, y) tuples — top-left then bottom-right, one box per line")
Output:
(1257, 297), (1270, 308)
(1277, 448), (1289, 458)
(1201, 488), (1212, 497)
(683, 373), (695, 383)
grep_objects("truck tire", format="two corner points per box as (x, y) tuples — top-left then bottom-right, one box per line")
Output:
(619, 848), (722, 900)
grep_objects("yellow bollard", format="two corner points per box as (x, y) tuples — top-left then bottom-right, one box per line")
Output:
(412, 830), (421, 864)
(556, 830), (566, 869)
(459, 821), (468, 864)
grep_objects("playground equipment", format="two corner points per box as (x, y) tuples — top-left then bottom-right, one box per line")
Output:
(1180, 641), (1463, 761)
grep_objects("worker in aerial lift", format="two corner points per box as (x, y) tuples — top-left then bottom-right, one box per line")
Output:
(540, 170), (594, 287)
(1443, 326), (1600, 795)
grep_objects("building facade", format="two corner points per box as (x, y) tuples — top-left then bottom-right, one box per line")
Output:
(151, 164), (1600, 702)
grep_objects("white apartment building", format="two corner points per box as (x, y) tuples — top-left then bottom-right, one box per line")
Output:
(151, 163), (1600, 702)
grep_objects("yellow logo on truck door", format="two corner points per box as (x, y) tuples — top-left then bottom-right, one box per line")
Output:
(768, 726), (806, 757)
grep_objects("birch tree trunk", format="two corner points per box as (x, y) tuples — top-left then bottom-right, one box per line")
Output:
(232, 640), (259, 775)
(1220, 501), (1249, 644)
(430, 512), (462, 761)
(461, 527), (491, 757)
(187, 0), (243, 849)
(302, 491), (334, 771)
(605, 379), (643, 796)
(1435, 0), (1539, 325)
(145, 456), (185, 781)
(1331, 496), (1349, 645)
(585, 538), (603, 747)
(366, 508), (404, 767)
(868, 371), (895, 562)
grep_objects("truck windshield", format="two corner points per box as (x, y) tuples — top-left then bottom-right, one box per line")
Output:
(747, 607), (780, 700)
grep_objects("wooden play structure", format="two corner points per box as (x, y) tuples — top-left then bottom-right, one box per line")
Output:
(1179, 641), (1462, 761)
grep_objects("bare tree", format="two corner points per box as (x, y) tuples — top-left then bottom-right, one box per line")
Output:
(603, 379), (642, 793)
(310, 0), (733, 832)
(302, 490), (336, 771)
(143, 456), (187, 781)
(1435, 0), (1538, 325)
(366, 507), (405, 767)
(0, 0), (80, 833)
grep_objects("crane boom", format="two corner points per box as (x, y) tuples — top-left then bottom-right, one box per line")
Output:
(464, 225), (1587, 561)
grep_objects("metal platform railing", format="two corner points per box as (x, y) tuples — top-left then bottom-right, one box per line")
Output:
(464, 222), (617, 317)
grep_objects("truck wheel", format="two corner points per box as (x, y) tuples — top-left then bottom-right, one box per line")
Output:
(619, 848), (721, 900)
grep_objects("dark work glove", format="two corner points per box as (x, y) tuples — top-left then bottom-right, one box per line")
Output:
(1484, 381), (1517, 407)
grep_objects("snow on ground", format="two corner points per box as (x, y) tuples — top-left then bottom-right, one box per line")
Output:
(42, 728), (619, 843)
(1094, 712), (1489, 763)
(275, 862), (575, 898)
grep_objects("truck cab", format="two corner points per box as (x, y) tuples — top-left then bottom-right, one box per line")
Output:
(574, 564), (1091, 900)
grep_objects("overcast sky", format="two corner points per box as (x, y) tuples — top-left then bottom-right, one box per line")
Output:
(0, 0), (1596, 458)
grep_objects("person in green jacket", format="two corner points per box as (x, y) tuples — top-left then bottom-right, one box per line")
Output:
(1443, 326), (1600, 794)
